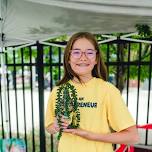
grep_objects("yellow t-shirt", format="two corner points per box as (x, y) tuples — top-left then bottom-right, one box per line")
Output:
(45, 77), (135, 152)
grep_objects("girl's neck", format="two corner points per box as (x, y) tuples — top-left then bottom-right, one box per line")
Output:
(72, 75), (93, 84)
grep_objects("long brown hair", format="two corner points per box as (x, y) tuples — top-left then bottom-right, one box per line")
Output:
(57, 32), (107, 86)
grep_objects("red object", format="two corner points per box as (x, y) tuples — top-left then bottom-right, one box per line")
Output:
(115, 144), (127, 152)
(115, 124), (152, 152)
(137, 124), (152, 129)
(115, 144), (134, 152)
(128, 145), (134, 152)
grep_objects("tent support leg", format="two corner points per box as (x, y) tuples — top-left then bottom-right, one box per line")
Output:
(0, 48), (9, 138)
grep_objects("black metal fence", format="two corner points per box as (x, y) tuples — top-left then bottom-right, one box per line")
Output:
(0, 39), (152, 152)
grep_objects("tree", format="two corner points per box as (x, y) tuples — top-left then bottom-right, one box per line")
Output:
(98, 24), (152, 92)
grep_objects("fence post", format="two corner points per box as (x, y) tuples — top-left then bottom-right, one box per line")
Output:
(36, 41), (46, 152)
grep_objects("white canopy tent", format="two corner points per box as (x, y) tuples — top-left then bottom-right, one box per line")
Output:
(1, 0), (152, 137)
(1, 0), (152, 47)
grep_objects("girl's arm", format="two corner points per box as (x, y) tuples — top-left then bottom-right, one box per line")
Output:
(64, 125), (139, 144)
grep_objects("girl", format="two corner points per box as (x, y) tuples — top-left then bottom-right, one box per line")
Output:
(45, 32), (139, 152)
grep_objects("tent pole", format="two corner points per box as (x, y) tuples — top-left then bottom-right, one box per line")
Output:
(1, 0), (9, 138)
(0, 40), (9, 139)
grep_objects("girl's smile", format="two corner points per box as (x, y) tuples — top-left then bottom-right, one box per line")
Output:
(76, 63), (90, 67)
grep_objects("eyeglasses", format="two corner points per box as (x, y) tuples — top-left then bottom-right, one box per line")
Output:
(70, 49), (97, 59)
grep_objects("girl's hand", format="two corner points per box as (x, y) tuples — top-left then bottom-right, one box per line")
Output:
(63, 128), (91, 139)
(60, 116), (70, 129)
(46, 118), (60, 134)
(54, 118), (60, 132)
(46, 116), (71, 134)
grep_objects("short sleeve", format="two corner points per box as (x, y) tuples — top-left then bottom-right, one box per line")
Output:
(45, 87), (57, 128)
(106, 84), (135, 132)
